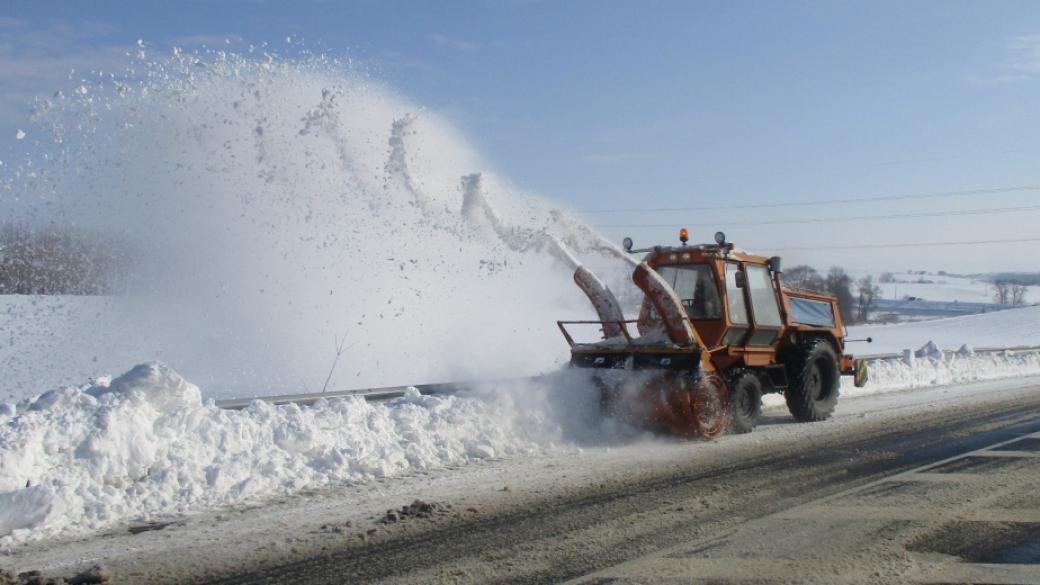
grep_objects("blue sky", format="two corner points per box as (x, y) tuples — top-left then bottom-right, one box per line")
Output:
(2, 1), (1040, 272)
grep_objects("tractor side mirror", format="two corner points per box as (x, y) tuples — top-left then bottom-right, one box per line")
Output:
(735, 271), (746, 288)
(768, 256), (782, 274)
(622, 237), (633, 252)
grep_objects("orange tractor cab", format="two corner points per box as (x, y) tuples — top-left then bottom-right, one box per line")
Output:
(557, 230), (867, 438)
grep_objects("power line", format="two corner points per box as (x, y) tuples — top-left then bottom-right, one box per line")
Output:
(762, 237), (1040, 251)
(594, 203), (1040, 228)
(578, 184), (1040, 214)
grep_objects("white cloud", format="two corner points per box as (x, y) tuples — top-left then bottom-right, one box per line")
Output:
(431, 33), (482, 52)
(1005, 34), (1040, 76)
(0, 16), (26, 29)
(0, 19), (246, 131)
(581, 152), (634, 164)
(967, 34), (1040, 84)
(170, 33), (244, 48)
(0, 18), (131, 127)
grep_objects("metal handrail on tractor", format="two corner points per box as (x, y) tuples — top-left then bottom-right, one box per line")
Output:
(556, 319), (640, 348)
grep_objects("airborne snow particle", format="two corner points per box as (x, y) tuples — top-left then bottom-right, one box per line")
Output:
(15, 129), (25, 140)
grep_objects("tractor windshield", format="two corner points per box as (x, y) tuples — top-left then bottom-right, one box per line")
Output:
(653, 264), (722, 319)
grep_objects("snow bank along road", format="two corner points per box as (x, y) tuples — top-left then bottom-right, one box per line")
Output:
(5, 375), (1040, 584)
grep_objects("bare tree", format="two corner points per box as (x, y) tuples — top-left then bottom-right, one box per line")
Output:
(991, 280), (1030, 305)
(782, 265), (857, 322)
(321, 332), (352, 393)
(1011, 283), (1029, 305)
(856, 275), (882, 322)
(993, 279), (1013, 305)
(782, 265), (825, 292)
(825, 267), (857, 323)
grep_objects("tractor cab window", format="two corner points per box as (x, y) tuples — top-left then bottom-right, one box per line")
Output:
(724, 262), (749, 325)
(746, 264), (783, 327)
(654, 264), (722, 319)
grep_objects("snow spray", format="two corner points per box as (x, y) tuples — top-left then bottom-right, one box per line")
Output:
(0, 46), (632, 398)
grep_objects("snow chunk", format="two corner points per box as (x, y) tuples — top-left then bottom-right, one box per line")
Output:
(87, 361), (202, 413)
(915, 340), (943, 359)
(15, 129), (25, 140)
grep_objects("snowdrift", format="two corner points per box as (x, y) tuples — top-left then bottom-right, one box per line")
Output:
(4, 350), (1040, 547)
(0, 363), (601, 545)
(852, 345), (1040, 391)
(855, 348), (1040, 394)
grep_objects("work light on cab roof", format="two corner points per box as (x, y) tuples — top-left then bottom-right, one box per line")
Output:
(556, 227), (869, 439)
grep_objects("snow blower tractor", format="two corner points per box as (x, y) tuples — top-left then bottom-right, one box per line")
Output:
(556, 229), (868, 438)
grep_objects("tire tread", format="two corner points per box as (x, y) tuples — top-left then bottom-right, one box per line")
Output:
(784, 338), (839, 422)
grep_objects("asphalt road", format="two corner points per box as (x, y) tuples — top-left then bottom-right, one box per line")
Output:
(204, 387), (1040, 585)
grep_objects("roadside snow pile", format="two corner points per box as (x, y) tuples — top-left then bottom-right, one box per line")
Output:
(843, 305), (1040, 394)
(860, 349), (1040, 394)
(0, 363), (586, 546)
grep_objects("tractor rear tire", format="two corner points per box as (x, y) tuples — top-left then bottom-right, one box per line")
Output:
(785, 339), (840, 422)
(728, 370), (762, 434)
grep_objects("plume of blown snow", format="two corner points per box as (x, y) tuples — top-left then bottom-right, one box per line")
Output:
(0, 48), (634, 399)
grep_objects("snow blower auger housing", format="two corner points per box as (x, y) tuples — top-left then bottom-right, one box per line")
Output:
(557, 229), (866, 438)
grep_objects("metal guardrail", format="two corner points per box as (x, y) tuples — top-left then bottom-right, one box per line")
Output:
(857, 345), (1040, 362)
(214, 345), (1040, 410)
(972, 345), (1040, 353)
(214, 381), (476, 410)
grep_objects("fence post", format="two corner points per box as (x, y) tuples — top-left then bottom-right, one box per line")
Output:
(902, 349), (915, 368)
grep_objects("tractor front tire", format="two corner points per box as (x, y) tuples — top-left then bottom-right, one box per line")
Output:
(785, 339), (840, 422)
(728, 370), (762, 434)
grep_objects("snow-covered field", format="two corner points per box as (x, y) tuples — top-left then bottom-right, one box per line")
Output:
(848, 304), (1040, 354)
(850, 269), (1039, 305)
